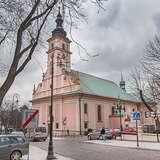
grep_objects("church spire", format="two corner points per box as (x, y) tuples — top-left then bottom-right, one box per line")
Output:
(52, 7), (67, 37)
(56, 7), (63, 28)
(119, 72), (126, 92)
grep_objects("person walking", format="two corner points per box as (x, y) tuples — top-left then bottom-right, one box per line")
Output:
(101, 127), (106, 141)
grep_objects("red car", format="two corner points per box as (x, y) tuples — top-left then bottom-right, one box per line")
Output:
(122, 127), (137, 135)
(110, 128), (122, 138)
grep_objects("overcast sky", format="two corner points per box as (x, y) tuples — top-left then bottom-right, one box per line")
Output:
(1, 0), (160, 104)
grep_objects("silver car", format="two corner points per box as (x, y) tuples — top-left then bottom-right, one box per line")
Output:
(87, 128), (113, 140)
(0, 135), (29, 160)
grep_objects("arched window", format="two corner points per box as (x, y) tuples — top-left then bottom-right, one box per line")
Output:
(97, 105), (102, 122)
(84, 103), (88, 114)
(84, 122), (88, 129)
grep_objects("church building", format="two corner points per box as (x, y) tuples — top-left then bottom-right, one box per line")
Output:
(32, 10), (152, 135)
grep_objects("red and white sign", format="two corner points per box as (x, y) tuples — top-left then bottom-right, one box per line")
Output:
(22, 110), (39, 129)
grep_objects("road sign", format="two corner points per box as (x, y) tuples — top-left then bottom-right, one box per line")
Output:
(133, 112), (141, 121)
(22, 109), (39, 129)
(132, 112), (140, 147)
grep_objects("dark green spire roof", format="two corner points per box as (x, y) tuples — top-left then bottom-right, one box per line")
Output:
(52, 7), (67, 37)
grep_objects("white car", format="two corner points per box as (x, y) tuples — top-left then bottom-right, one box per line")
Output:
(11, 131), (25, 137)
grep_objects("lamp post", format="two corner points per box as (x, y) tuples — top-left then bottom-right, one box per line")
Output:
(47, 54), (55, 160)
(12, 93), (19, 110)
(11, 93), (19, 129)
(117, 99), (123, 141)
(47, 53), (66, 159)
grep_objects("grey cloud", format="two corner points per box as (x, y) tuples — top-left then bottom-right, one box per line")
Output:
(2, 0), (160, 103)
(153, 13), (160, 31)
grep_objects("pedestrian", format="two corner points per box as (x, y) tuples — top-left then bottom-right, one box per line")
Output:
(100, 127), (106, 141)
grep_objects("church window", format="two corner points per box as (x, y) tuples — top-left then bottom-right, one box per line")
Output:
(84, 122), (88, 129)
(112, 106), (125, 116)
(56, 123), (59, 129)
(84, 103), (88, 114)
(97, 105), (102, 122)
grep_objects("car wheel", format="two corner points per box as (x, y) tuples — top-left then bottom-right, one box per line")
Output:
(99, 135), (103, 140)
(10, 150), (22, 160)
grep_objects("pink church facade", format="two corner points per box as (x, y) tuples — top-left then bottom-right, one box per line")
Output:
(32, 11), (153, 135)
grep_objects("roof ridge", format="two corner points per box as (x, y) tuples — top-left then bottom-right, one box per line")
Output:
(71, 69), (118, 86)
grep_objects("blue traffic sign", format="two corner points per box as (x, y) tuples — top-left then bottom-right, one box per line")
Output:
(133, 112), (141, 121)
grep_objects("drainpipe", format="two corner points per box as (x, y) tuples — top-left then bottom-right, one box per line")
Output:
(79, 94), (83, 135)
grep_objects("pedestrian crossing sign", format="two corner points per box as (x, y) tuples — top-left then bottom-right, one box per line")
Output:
(133, 112), (141, 121)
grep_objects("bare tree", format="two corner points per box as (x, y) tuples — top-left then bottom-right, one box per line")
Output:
(0, 0), (106, 107)
(130, 35), (160, 138)
(0, 99), (22, 131)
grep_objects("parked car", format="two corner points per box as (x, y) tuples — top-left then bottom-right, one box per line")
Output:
(0, 134), (29, 160)
(87, 128), (113, 140)
(11, 131), (25, 138)
(27, 127), (47, 142)
(110, 128), (121, 138)
(122, 127), (137, 135)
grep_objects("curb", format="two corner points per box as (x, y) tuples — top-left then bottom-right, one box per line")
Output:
(83, 140), (160, 152)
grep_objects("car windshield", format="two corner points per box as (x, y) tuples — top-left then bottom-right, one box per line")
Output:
(11, 132), (24, 136)
(0, 136), (10, 146)
(35, 127), (46, 133)
(92, 129), (100, 133)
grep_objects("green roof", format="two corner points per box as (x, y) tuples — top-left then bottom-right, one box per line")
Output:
(77, 71), (140, 103)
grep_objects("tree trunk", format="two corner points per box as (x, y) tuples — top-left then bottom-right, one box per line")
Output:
(0, 73), (16, 107)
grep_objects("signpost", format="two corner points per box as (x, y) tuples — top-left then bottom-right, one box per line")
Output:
(22, 109), (39, 129)
(133, 112), (141, 147)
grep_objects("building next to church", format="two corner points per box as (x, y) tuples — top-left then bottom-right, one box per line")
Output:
(31, 10), (153, 135)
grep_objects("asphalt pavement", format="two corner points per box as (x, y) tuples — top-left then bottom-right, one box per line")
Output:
(31, 136), (160, 160)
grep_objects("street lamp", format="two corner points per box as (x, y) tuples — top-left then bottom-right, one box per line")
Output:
(47, 54), (56, 160)
(47, 53), (67, 160)
(11, 93), (20, 129)
(12, 93), (19, 110)
(117, 99), (123, 141)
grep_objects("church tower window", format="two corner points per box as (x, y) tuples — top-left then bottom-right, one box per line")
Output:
(97, 105), (102, 122)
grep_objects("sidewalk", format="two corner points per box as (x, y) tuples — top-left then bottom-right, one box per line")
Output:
(84, 140), (160, 151)
(23, 145), (74, 160)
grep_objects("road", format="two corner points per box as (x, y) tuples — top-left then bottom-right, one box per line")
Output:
(31, 137), (160, 160)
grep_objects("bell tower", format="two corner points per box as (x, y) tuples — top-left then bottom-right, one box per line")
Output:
(47, 8), (71, 78)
